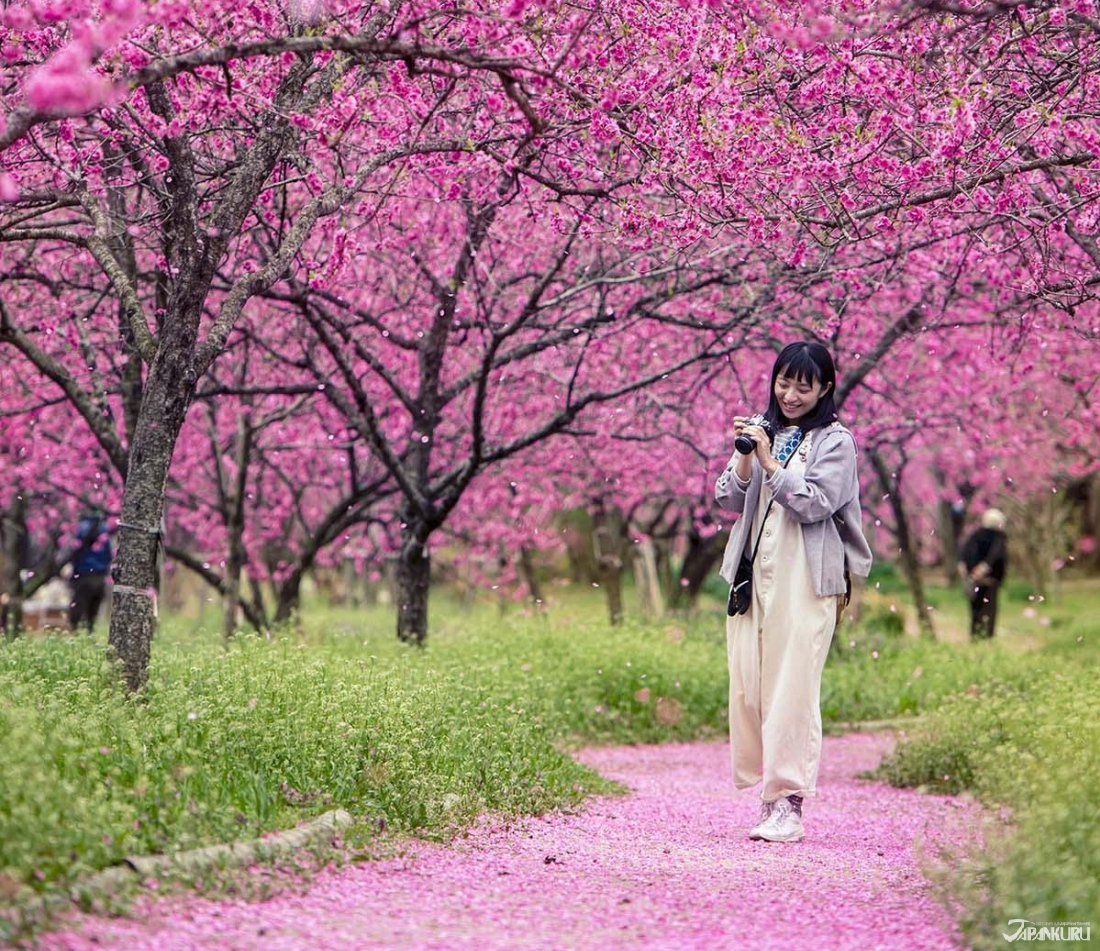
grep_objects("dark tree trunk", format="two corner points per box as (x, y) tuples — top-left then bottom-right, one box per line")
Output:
(221, 521), (246, 639)
(103, 140), (145, 447)
(396, 526), (431, 645)
(671, 528), (728, 609)
(868, 449), (935, 639)
(1, 491), (29, 634)
(221, 415), (252, 640)
(518, 546), (545, 607)
(109, 328), (197, 691)
(105, 60), (323, 688)
(273, 570), (303, 626)
(938, 499), (962, 585)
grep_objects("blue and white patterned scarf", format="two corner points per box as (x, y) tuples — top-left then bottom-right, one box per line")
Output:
(773, 428), (804, 465)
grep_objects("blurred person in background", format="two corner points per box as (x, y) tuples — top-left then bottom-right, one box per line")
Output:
(67, 506), (113, 632)
(957, 507), (1008, 640)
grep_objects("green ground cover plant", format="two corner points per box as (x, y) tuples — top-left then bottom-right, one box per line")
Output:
(872, 596), (1100, 947)
(1, 576), (1096, 944)
(1, 597), (730, 939)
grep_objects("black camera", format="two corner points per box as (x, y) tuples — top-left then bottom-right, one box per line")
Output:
(735, 414), (774, 455)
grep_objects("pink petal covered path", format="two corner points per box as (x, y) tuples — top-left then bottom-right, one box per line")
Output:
(39, 733), (979, 951)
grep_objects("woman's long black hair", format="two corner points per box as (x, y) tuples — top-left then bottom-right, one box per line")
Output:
(763, 342), (839, 433)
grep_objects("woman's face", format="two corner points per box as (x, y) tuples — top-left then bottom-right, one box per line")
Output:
(774, 368), (829, 423)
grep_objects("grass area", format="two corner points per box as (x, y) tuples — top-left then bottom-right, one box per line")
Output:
(1, 571), (1098, 944)
(819, 565), (1100, 725)
(1, 590), (727, 941)
(863, 569), (1100, 947)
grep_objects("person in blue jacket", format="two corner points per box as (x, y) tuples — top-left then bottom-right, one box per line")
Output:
(67, 507), (113, 632)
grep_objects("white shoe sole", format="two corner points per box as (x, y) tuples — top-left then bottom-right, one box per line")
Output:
(755, 826), (804, 843)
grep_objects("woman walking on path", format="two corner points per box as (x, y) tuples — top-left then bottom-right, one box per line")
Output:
(715, 342), (873, 843)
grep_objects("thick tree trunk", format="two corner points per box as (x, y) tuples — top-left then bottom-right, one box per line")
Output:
(110, 534), (159, 690)
(104, 140), (145, 447)
(109, 341), (195, 691)
(1, 491), (29, 634)
(396, 529), (430, 645)
(868, 450), (935, 639)
(937, 499), (962, 585)
(518, 546), (545, 607)
(221, 416), (251, 640)
(670, 528), (728, 609)
(274, 569), (304, 625)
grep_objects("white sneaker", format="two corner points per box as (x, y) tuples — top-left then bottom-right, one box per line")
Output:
(751, 796), (805, 843)
(748, 800), (775, 839)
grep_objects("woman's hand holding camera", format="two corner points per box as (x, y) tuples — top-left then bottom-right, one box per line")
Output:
(733, 415), (777, 478)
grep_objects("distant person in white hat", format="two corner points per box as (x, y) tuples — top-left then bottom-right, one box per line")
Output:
(957, 508), (1008, 639)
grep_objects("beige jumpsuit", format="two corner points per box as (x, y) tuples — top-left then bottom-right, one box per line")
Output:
(725, 430), (839, 803)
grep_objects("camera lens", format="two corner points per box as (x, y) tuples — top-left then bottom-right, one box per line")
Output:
(735, 434), (756, 454)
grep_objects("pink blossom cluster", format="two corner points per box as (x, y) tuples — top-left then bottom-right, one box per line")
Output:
(0, 0), (1098, 605)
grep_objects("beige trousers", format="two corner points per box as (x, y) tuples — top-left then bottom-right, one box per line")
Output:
(725, 439), (839, 802)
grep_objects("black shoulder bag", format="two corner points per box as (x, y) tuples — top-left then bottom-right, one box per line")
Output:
(727, 514), (770, 616)
(726, 430), (803, 617)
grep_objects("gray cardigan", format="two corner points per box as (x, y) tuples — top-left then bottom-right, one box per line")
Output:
(714, 422), (873, 598)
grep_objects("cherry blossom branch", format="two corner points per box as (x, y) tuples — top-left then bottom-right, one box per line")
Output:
(797, 153), (1097, 230)
(0, 29), (555, 155)
(198, 140), (477, 374)
(0, 299), (129, 475)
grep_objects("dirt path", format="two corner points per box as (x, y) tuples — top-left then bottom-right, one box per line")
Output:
(37, 733), (980, 951)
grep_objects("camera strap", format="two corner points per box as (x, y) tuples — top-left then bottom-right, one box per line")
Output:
(773, 427), (804, 465)
(745, 428), (803, 568)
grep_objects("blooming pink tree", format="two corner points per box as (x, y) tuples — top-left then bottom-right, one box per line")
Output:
(254, 172), (768, 642)
(1, 0), (656, 684)
(462, 0), (1100, 627)
(165, 329), (402, 637)
(4, 0), (1100, 668)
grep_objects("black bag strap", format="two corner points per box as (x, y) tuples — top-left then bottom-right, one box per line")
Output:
(833, 512), (853, 606)
(745, 501), (775, 567)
